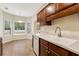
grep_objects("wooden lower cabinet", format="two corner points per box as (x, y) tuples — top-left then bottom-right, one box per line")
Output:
(39, 38), (78, 56)
(39, 43), (48, 56)
(48, 43), (69, 56)
(48, 49), (58, 56)
(0, 38), (2, 56)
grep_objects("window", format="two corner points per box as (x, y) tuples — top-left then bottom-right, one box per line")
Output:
(4, 20), (11, 35)
(15, 21), (25, 30)
(27, 23), (31, 34)
(4, 20), (10, 30)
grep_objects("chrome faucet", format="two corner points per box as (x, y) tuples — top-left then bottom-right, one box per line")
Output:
(55, 26), (62, 37)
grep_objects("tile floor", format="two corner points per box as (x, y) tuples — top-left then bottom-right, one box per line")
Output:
(3, 39), (35, 56)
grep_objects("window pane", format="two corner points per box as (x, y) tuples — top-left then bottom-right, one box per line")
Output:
(15, 22), (25, 30)
(4, 20), (10, 30)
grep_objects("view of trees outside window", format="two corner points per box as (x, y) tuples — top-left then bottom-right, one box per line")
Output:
(15, 22), (25, 30)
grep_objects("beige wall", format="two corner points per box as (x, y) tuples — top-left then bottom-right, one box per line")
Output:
(52, 13), (79, 31)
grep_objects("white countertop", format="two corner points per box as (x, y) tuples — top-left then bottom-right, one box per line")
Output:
(34, 32), (79, 55)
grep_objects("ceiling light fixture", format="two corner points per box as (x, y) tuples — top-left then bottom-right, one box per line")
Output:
(17, 21), (24, 23)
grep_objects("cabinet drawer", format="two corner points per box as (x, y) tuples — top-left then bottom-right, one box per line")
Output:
(49, 43), (69, 56)
(40, 39), (48, 46)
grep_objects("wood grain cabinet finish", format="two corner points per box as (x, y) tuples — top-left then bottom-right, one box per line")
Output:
(37, 13), (41, 22)
(39, 43), (48, 56)
(37, 9), (47, 26)
(40, 9), (46, 25)
(37, 3), (78, 24)
(40, 38), (48, 46)
(55, 3), (75, 12)
(48, 43), (69, 56)
(0, 38), (2, 56)
(37, 9), (51, 26)
(39, 38), (78, 56)
(45, 3), (55, 16)
(48, 49), (58, 56)
(39, 38), (48, 56)
(45, 3), (75, 16)
(47, 4), (79, 21)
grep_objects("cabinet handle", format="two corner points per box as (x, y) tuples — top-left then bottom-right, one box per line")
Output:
(48, 51), (50, 54)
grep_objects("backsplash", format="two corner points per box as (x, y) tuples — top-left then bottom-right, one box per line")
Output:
(52, 13), (79, 31)
(40, 13), (79, 40)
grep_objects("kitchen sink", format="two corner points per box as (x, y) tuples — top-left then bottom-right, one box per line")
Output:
(38, 32), (77, 46)
(50, 35), (77, 46)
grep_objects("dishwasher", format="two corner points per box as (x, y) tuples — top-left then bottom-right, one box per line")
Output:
(32, 35), (39, 56)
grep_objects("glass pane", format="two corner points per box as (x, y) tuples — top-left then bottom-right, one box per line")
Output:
(4, 20), (10, 30)
(27, 23), (31, 33)
(15, 22), (25, 30)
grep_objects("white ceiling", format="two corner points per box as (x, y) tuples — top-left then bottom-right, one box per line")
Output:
(0, 3), (46, 17)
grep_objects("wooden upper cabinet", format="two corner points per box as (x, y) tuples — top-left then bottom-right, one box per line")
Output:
(46, 3), (75, 16)
(47, 3), (78, 21)
(46, 3), (55, 16)
(37, 13), (41, 22)
(55, 3), (75, 12)
(40, 9), (46, 25)
(37, 3), (78, 25)
(37, 9), (46, 26)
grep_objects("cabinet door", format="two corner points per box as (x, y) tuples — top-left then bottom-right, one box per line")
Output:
(47, 4), (78, 21)
(46, 3), (55, 16)
(48, 43), (69, 56)
(37, 10), (45, 26)
(63, 3), (75, 8)
(55, 3), (75, 12)
(40, 10), (46, 25)
(39, 43), (48, 56)
(55, 3), (64, 12)
(40, 38), (48, 46)
(48, 49), (58, 56)
(37, 13), (41, 23)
